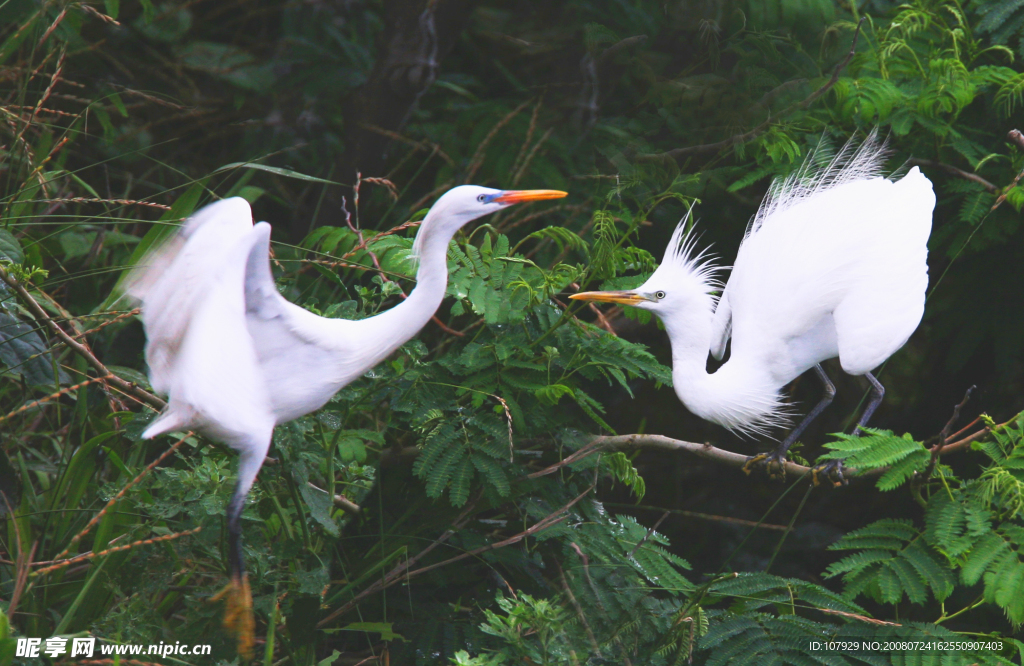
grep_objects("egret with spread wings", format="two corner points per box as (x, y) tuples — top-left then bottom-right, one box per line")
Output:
(129, 185), (566, 656)
(571, 134), (934, 483)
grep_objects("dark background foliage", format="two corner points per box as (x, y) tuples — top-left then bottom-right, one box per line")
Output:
(2, 0), (1024, 663)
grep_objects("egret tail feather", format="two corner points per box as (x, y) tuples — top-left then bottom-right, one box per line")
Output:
(141, 408), (192, 440)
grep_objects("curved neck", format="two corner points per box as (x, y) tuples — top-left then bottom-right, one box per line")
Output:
(355, 218), (453, 362)
(661, 297), (781, 434)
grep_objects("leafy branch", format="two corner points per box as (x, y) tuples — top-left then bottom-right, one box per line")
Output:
(0, 264), (164, 410)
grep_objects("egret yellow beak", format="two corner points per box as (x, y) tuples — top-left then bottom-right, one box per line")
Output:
(569, 290), (647, 306)
(493, 189), (568, 204)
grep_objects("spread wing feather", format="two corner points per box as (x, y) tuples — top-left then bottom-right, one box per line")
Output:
(128, 198), (254, 395)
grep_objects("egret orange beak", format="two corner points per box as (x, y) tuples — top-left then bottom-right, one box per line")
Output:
(493, 189), (567, 204)
(569, 290), (647, 306)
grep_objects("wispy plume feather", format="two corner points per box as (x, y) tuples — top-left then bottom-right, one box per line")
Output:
(747, 129), (890, 240)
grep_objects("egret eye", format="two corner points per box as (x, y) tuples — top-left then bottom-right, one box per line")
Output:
(477, 194), (488, 203)
(655, 291), (667, 300)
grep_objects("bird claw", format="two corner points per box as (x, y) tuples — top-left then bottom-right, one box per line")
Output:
(211, 573), (254, 659)
(812, 459), (848, 487)
(742, 450), (789, 481)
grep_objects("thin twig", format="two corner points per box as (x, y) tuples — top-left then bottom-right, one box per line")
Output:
(0, 374), (112, 426)
(71, 309), (140, 340)
(338, 190), (463, 337)
(316, 495), (482, 627)
(512, 127), (554, 186)
(571, 282), (617, 334)
(916, 386), (975, 491)
(989, 129), (1024, 212)
(812, 607), (900, 626)
(465, 99), (533, 182)
(944, 415), (981, 443)
(52, 434), (189, 561)
(527, 441), (603, 479)
(37, 10), (68, 47)
(318, 485), (593, 627)
(611, 503), (791, 532)
(34, 527), (201, 577)
(558, 563), (602, 659)
(306, 482), (361, 514)
(0, 265), (164, 410)
(79, 4), (121, 24)
(359, 124), (454, 167)
(908, 159), (998, 193)
(628, 510), (669, 558)
(7, 541), (36, 620)
(404, 485), (592, 578)
(25, 197), (170, 210)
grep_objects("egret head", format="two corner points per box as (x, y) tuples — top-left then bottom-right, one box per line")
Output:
(412, 185), (567, 259)
(569, 214), (722, 319)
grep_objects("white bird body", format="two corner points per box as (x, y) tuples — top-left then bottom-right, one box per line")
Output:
(132, 186), (563, 473)
(127, 185), (566, 655)
(715, 168), (933, 381)
(572, 135), (935, 445)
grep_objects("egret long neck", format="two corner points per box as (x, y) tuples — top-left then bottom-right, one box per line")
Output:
(661, 297), (781, 433)
(354, 218), (452, 362)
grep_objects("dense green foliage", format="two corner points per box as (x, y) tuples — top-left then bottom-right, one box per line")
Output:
(2, 0), (1024, 664)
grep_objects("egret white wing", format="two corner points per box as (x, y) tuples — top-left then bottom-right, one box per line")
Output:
(128, 198), (254, 395)
(143, 222), (275, 447)
(240, 224), (366, 422)
(710, 289), (731, 360)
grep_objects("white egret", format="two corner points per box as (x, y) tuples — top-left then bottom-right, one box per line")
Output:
(571, 135), (934, 483)
(128, 185), (566, 655)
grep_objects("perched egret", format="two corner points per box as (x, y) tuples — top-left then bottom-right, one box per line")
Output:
(571, 135), (934, 482)
(128, 185), (566, 655)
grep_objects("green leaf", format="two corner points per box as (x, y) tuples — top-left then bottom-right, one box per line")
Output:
(298, 481), (340, 537)
(0, 229), (23, 264)
(876, 449), (929, 491)
(212, 162), (347, 186)
(317, 650), (341, 666)
(0, 310), (70, 386)
(449, 456), (473, 507)
(339, 622), (406, 642)
(106, 364), (151, 389)
(337, 436), (367, 463)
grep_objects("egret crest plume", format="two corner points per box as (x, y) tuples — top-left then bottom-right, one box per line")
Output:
(656, 209), (726, 299)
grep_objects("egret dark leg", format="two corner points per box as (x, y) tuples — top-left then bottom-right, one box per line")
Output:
(854, 372), (885, 434)
(211, 456), (258, 660)
(744, 365), (835, 480)
(226, 483), (247, 585)
(815, 372), (885, 486)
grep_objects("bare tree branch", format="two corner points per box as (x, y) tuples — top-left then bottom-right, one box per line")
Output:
(593, 433), (822, 478)
(908, 159), (998, 193)
(990, 128), (1024, 212)
(1008, 128), (1024, 152)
